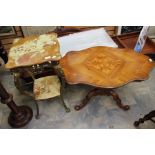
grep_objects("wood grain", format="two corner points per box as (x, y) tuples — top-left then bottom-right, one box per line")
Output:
(64, 26), (116, 36)
(60, 46), (155, 88)
(0, 26), (24, 52)
(14, 26), (22, 32)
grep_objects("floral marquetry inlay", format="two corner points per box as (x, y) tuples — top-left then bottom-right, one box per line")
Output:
(60, 46), (155, 88)
(85, 53), (124, 76)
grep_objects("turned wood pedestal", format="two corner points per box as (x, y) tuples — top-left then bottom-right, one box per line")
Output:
(0, 82), (33, 128)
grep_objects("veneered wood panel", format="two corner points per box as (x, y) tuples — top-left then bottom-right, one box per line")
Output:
(60, 46), (155, 88)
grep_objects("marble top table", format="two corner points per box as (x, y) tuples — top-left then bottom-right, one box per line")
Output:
(5, 33), (61, 69)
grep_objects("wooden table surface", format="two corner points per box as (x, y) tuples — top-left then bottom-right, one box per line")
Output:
(60, 46), (155, 88)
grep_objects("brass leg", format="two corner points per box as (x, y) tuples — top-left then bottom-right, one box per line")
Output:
(34, 100), (40, 119)
(60, 93), (70, 113)
(14, 72), (40, 119)
(24, 69), (41, 119)
(53, 64), (70, 112)
(14, 72), (26, 95)
(60, 86), (70, 113)
(74, 88), (130, 111)
(59, 78), (70, 113)
(134, 110), (155, 127)
(14, 73), (33, 97)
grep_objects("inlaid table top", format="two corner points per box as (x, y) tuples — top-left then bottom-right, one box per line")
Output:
(60, 46), (155, 88)
(5, 33), (61, 69)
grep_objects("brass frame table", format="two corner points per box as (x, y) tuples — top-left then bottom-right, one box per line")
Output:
(11, 61), (70, 119)
(5, 33), (70, 119)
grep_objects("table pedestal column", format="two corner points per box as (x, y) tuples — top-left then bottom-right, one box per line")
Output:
(0, 82), (33, 128)
(74, 88), (130, 111)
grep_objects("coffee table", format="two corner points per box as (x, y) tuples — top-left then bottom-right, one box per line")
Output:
(60, 46), (155, 111)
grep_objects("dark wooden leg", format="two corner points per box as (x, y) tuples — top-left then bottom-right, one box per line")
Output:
(74, 88), (130, 111)
(0, 82), (33, 128)
(74, 88), (100, 111)
(109, 89), (130, 111)
(134, 111), (155, 127)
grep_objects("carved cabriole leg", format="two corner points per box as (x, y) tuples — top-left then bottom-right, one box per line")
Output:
(134, 111), (155, 127)
(74, 88), (100, 111)
(74, 88), (130, 111)
(109, 89), (130, 111)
